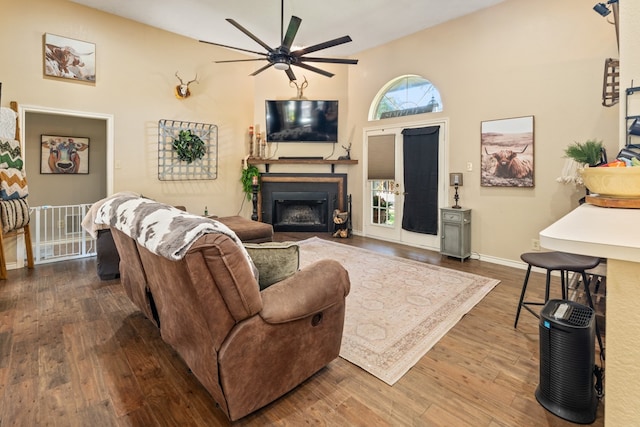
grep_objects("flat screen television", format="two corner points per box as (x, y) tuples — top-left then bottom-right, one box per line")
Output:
(265, 100), (338, 143)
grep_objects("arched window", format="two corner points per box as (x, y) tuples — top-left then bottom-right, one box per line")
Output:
(369, 75), (443, 121)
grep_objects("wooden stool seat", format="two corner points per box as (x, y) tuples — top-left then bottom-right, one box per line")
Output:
(520, 251), (600, 273)
(515, 251), (600, 326)
(515, 250), (605, 358)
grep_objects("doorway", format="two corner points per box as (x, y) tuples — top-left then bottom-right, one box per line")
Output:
(15, 105), (114, 266)
(19, 104), (114, 197)
(363, 119), (448, 250)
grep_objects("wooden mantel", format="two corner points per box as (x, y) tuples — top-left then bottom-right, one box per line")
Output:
(247, 158), (358, 173)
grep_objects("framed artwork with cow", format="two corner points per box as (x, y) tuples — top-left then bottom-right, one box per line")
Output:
(43, 33), (96, 82)
(481, 116), (534, 188)
(40, 135), (90, 174)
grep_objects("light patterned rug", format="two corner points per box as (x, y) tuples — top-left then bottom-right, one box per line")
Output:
(297, 237), (500, 385)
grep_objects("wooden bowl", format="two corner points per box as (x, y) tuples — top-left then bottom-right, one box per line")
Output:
(580, 166), (640, 198)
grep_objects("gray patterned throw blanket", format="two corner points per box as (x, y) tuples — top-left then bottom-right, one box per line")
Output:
(94, 195), (257, 277)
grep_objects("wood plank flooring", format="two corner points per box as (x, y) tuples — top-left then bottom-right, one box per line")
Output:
(0, 233), (605, 426)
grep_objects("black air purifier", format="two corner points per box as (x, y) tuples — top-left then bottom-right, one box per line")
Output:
(536, 299), (598, 424)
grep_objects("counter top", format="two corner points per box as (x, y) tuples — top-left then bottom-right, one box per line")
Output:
(540, 203), (640, 426)
(539, 203), (640, 262)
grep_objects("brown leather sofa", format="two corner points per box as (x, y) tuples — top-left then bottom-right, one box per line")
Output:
(94, 210), (272, 280)
(109, 219), (350, 421)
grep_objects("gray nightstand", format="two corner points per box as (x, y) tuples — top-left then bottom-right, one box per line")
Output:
(440, 207), (471, 261)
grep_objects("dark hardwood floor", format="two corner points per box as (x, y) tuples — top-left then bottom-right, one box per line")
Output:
(0, 232), (604, 426)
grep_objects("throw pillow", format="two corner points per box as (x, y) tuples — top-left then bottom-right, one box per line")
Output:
(244, 241), (300, 290)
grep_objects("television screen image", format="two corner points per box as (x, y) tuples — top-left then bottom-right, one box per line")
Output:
(265, 100), (338, 143)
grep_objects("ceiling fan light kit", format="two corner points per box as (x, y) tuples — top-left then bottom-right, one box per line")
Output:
(200, 0), (358, 81)
(273, 58), (290, 70)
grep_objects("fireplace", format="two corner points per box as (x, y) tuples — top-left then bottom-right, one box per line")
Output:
(259, 173), (347, 232)
(272, 192), (328, 232)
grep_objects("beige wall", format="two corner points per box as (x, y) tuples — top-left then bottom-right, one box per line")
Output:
(1, 0), (254, 217)
(347, 0), (619, 262)
(2, 0), (619, 265)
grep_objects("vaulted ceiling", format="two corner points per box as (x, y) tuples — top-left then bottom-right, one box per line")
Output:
(70, 0), (506, 57)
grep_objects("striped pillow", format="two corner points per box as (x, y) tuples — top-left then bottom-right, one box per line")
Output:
(0, 198), (30, 233)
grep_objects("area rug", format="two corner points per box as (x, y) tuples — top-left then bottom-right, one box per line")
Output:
(297, 237), (500, 385)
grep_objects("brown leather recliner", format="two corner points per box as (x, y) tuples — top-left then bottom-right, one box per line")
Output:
(110, 227), (350, 421)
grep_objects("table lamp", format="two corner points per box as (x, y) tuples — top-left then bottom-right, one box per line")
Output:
(449, 173), (463, 209)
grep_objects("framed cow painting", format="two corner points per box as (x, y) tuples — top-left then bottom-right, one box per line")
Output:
(40, 135), (90, 175)
(43, 33), (96, 82)
(480, 115), (534, 188)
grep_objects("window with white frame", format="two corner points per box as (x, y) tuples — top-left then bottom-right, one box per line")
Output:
(369, 75), (443, 121)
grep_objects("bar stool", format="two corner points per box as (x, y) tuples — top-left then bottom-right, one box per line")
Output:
(514, 251), (605, 357)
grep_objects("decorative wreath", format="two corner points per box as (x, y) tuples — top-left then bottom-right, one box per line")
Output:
(172, 130), (206, 163)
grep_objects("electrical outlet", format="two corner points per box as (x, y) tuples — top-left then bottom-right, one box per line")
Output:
(466, 162), (473, 172)
(532, 238), (541, 251)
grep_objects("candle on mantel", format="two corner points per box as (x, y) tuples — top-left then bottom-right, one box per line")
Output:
(454, 175), (459, 185)
(252, 175), (258, 186)
(255, 124), (260, 136)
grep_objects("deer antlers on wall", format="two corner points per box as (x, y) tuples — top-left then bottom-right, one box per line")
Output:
(289, 76), (308, 99)
(175, 72), (199, 99)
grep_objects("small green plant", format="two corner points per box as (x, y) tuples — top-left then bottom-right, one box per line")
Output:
(172, 130), (206, 163)
(241, 165), (260, 200)
(564, 140), (604, 166)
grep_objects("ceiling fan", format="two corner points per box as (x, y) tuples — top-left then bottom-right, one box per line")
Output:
(199, 0), (358, 81)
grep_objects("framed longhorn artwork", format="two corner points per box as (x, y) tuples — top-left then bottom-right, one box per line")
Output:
(43, 33), (96, 82)
(480, 115), (534, 188)
(40, 135), (90, 175)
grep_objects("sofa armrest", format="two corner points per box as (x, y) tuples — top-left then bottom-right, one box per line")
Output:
(259, 259), (350, 324)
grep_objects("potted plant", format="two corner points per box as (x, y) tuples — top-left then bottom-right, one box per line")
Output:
(241, 164), (260, 200)
(564, 139), (605, 167)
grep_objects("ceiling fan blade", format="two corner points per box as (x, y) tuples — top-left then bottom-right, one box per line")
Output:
(282, 16), (302, 50)
(299, 56), (359, 65)
(291, 35), (352, 56)
(285, 67), (297, 81)
(292, 62), (334, 78)
(215, 58), (268, 63)
(199, 40), (267, 57)
(250, 62), (275, 76)
(226, 18), (274, 53)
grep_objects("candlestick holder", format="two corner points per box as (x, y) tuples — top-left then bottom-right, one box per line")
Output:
(248, 126), (255, 158)
(251, 175), (259, 221)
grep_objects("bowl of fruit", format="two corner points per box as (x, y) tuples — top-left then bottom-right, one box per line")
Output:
(580, 159), (640, 198)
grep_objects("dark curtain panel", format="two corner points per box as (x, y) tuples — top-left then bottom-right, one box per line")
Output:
(401, 126), (440, 235)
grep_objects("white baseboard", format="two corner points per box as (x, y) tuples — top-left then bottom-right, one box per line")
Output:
(351, 228), (558, 276)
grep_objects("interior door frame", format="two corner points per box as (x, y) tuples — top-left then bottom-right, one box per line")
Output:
(18, 104), (115, 196)
(362, 117), (449, 250)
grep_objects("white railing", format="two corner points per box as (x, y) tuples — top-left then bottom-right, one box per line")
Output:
(30, 204), (96, 264)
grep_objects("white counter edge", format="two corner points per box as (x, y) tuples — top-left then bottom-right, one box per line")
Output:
(539, 204), (640, 262)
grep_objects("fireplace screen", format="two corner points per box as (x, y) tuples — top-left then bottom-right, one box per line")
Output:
(272, 191), (328, 232)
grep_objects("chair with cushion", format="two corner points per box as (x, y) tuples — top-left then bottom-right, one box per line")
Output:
(0, 102), (34, 279)
(96, 195), (350, 421)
